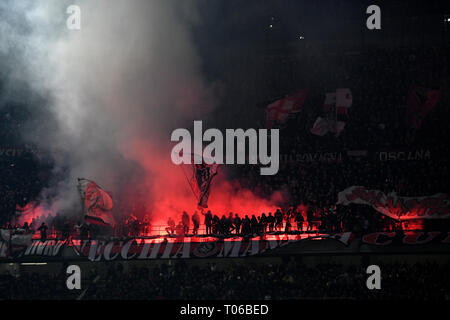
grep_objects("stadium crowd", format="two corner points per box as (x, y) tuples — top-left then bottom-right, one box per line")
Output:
(1, 260), (448, 300)
(1, 46), (449, 239)
(0, 202), (403, 241)
(0, 1), (448, 304)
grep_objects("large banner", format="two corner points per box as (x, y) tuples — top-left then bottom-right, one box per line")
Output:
(0, 229), (33, 254)
(0, 239), (66, 260)
(72, 234), (353, 261)
(361, 231), (450, 246)
(280, 151), (344, 163)
(0, 232), (449, 261)
(337, 186), (450, 220)
(77, 178), (115, 226)
(279, 149), (437, 164)
(375, 149), (431, 161)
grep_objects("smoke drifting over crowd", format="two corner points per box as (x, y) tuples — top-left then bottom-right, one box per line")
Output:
(0, 0), (285, 223)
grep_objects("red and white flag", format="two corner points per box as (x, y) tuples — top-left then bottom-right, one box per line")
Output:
(77, 178), (115, 227)
(313, 88), (351, 137)
(335, 88), (352, 115)
(311, 117), (345, 137)
(310, 117), (329, 136)
(288, 89), (309, 113)
(337, 186), (450, 220)
(265, 89), (308, 128)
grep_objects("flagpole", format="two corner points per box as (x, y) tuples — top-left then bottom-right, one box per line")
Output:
(179, 165), (199, 202)
(77, 178), (87, 224)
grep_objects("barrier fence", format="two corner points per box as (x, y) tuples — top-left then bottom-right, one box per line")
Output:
(29, 221), (324, 240)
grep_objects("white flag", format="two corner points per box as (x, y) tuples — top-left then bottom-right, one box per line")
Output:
(336, 88), (352, 110)
(311, 117), (345, 137)
(310, 117), (329, 136)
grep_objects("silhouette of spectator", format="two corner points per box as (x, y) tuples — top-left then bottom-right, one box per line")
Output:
(166, 217), (175, 236)
(307, 206), (315, 232)
(181, 211), (190, 234)
(275, 209), (283, 231)
(203, 210), (213, 235)
(37, 222), (48, 242)
(295, 211), (304, 232)
(233, 214), (242, 234)
(192, 212), (200, 235)
(267, 212), (275, 232)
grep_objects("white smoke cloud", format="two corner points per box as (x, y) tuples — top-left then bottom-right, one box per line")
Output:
(0, 0), (217, 215)
(1, 0), (288, 222)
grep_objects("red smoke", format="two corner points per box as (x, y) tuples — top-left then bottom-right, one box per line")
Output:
(15, 203), (48, 226)
(14, 137), (286, 232)
(119, 138), (286, 227)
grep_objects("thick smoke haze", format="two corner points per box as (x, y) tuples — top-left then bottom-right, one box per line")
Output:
(0, 0), (286, 224)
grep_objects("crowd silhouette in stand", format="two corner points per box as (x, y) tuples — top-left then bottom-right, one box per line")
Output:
(1, 260), (449, 300)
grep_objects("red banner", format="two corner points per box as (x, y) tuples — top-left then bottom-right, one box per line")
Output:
(337, 186), (450, 220)
(406, 86), (440, 129)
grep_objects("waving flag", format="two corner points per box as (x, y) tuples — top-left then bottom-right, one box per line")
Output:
(335, 88), (353, 115)
(337, 186), (450, 220)
(15, 202), (37, 218)
(265, 89), (309, 128)
(310, 117), (345, 137)
(312, 89), (351, 137)
(77, 178), (115, 227)
(192, 162), (219, 209)
(406, 86), (440, 129)
(310, 117), (330, 136)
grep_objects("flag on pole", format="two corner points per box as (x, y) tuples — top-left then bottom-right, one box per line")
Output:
(192, 162), (219, 209)
(77, 178), (115, 227)
(335, 88), (352, 115)
(265, 89), (309, 128)
(405, 86), (440, 129)
(312, 88), (351, 137)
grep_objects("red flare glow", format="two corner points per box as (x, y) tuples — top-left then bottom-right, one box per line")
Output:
(119, 139), (286, 227)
